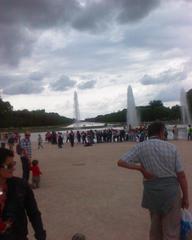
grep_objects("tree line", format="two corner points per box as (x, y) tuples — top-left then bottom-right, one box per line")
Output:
(86, 89), (192, 124)
(0, 89), (191, 128)
(0, 98), (72, 128)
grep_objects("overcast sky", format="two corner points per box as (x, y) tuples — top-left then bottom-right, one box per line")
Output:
(0, 0), (191, 119)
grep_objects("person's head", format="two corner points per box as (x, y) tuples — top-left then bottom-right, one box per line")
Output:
(148, 121), (165, 139)
(0, 148), (15, 180)
(72, 233), (86, 240)
(25, 131), (31, 139)
(32, 160), (38, 166)
(0, 142), (6, 148)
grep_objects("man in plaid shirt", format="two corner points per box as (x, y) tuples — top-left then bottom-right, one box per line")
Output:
(118, 121), (189, 240)
(20, 131), (32, 182)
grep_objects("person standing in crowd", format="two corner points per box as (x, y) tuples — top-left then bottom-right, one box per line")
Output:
(172, 125), (178, 140)
(69, 131), (75, 147)
(76, 131), (81, 144)
(187, 124), (192, 140)
(38, 134), (43, 150)
(164, 126), (168, 140)
(118, 121), (189, 240)
(20, 131), (32, 182)
(0, 148), (46, 240)
(57, 133), (63, 148)
(7, 133), (15, 151)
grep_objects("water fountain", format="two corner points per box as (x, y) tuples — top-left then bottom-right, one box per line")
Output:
(127, 86), (139, 128)
(74, 91), (81, 129)
(180, 88), (191, 124)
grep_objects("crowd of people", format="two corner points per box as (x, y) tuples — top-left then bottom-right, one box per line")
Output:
(44, 127), (149, 148)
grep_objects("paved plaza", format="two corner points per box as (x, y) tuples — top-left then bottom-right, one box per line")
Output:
(15, 140), (192, 240)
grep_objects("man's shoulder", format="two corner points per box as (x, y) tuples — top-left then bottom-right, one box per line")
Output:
(141, 139), (176, 149)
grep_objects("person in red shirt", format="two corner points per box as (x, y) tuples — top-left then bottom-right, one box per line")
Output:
(30, 160), (42, 189)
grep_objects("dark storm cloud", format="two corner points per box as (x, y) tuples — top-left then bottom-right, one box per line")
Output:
(140, 70), (187, 85)
(115, 0), (160, 24)
(0, 0), (162, 66)
(0, 0), (79, 66)
(0, 0), (79, 28)
(50, 75), (76, 91)
(3, 82), (44, 95)
(0, 73), (45, 95)
(0, 25), (35, 66)
(72, 0), (161, 31)
(77, 80), (96, 89)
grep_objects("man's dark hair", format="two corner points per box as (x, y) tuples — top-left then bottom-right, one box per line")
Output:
(0, 148), (14, 165)
(148, 121), (165, 137)
(72, 233), (86, 240)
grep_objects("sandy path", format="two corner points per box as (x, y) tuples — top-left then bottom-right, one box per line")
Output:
(14, 140), (192, 240)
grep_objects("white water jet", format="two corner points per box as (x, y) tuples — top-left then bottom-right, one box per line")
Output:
(74, 91), (81, 129)
(180, 88), (191, 124)
(127, 86), (139, 128)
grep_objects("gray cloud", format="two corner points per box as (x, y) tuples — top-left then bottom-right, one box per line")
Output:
(0, 0), (79, 28)
(0, 0), (162, 66)
(116, 0), (160, 24)
(29, 72), (45, 81)
(0, 73), (45, 95)
(50, 75), (76, 91)
(0, 25), (35, 66)
(78, 80), (96, 89)
(72, 0), (160, 31)
(0, 75), (14, 88)
(3, 81), (44, 95)
(155, 84), (181, 102)
(141, 70), (187, 85)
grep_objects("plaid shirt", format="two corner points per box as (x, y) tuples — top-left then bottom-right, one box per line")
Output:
(20, 138), (32, 159)
(120, 138), (183, 178)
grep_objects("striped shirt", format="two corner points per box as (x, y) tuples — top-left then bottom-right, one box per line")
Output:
(120, 139), (183, 178)
(20, 138), (32, 159)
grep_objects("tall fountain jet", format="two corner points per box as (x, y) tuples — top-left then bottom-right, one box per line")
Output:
(127, 86), (139, 128)
(180, 88), (191, 124)
(74, 91), (81, 129)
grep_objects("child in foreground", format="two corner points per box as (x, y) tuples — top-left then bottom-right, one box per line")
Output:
(30, 159), (42, 189)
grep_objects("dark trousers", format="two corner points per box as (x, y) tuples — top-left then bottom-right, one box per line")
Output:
(20, 156), (30, 182)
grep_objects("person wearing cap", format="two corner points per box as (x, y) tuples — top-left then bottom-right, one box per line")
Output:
(20, 132), (32, 182)
(0, 148), (46, 239)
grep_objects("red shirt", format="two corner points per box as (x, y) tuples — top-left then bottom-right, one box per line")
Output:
(30, 165), (42, 177)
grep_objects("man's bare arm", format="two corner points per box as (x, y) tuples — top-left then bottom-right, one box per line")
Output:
(117, 160), (155, 180)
